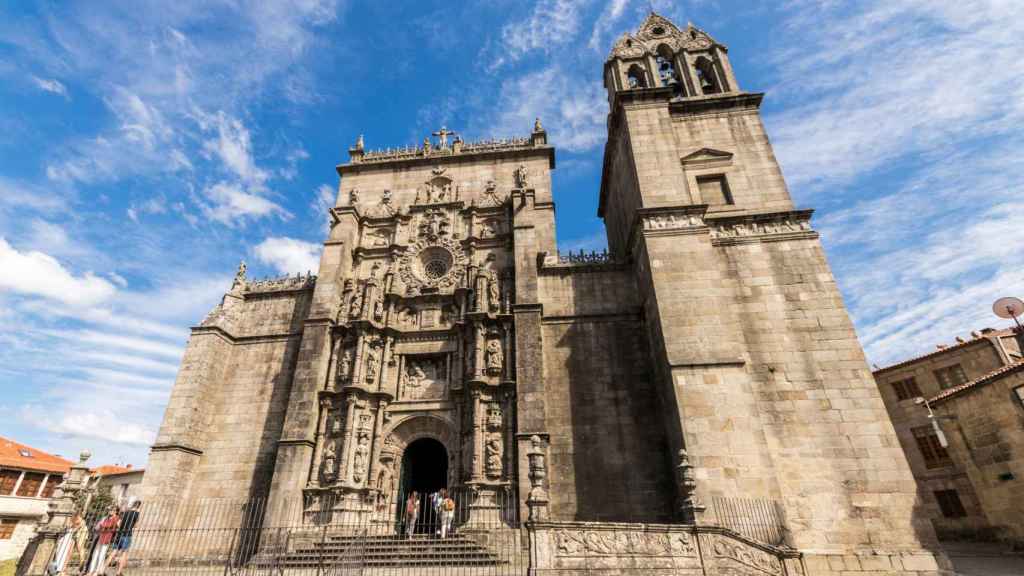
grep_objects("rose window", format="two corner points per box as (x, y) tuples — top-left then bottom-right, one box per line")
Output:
(418, 247), (454, 282)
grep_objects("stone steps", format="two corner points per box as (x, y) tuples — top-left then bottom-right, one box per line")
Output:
(274, 534), (505, 568)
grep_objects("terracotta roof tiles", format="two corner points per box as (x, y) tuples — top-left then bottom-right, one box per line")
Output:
(929, 361), (1024, 405)
(0, 436), (73, 475)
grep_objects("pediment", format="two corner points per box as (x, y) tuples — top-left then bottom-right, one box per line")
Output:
(681, 148), (733, 166)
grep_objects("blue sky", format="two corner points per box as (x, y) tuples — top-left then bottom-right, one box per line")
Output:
(1, 0), (1023, 467)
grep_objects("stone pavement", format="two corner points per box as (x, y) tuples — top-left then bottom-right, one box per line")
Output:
(944, 542), (1024, 575)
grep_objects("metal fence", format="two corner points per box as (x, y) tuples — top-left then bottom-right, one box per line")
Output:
(711, 496), (786, 546)
(41, 487), (526, 576)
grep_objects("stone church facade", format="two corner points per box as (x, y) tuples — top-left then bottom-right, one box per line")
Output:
(141, 13), (948, 575)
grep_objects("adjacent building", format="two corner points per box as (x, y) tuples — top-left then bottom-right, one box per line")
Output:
(86, 465), (145, 508)
(0, 438), (71, 561)
(873, 327), (1024, 545)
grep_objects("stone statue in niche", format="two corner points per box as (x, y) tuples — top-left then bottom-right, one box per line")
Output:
(513, 164), (529, 189)
(487, 404), (503, 430)
(441, 305), (456, 325)
(397, 307), (417, 328)
(352, 430), (370, 484)
(337, 342), (354, 384)
(328, 406), (345, 435)
(485, 434), (503, 479)
(401, 357), (447, 400)
(320, 439), (339, 484)
(486, 339), (503, 375)
(375, 457), (395, 509)
(364, 344), (380, 383)
(487, 269), (500, 312)
(373, 295), (384, 321)
(349, 290), (364, 319)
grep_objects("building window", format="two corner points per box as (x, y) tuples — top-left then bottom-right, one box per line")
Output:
(1014, 385), (1024, 409)
(694, 56), (721, 94)
(891, 377), (922, 401)
(15, 472), (45, 497)
(933, 364), (968, 390)
(933, 490), (967, 518)
(40, 475), (63, 499)
(0, 518), (17, 540)
(697, 175), (733, 206)
(0, 470), (19, 495)
(912, 426), (952, 469)
(626, 64), (647, 89)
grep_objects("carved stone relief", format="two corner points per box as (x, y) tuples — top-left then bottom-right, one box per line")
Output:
(710, 536), (783, 575)
(400, 356), (448, 400)
(553, 529), (696, 557)
(485, 339), (503, 375)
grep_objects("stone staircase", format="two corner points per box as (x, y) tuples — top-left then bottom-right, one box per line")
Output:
(276, 533), (506, 569)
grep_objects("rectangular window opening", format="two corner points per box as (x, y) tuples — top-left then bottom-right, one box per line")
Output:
(933, 489), (967, 518)
(696, 174), (734, 206)
(15, 472), (45, 497)
(0, 470), (19, 496)
(912, 425), (952, 469)
(892, 377), (922, 401)
(933, 364), (968, 390)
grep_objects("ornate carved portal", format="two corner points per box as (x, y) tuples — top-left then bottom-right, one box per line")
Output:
(304, 170), (516, 526)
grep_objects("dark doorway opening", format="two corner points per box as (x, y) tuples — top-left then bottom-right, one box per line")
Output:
(398, 438), (448, 533)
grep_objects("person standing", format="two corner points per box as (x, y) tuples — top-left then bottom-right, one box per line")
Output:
(403, 492), (419, 538)
(431, 491), (444, 536)
(109, 500), (140, 576)
(86, 507), (119, 576)
(50, 513), (87, 576)
(440, 491), (456, 539)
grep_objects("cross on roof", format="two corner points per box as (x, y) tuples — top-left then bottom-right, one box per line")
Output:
(432, 126), (457, 149)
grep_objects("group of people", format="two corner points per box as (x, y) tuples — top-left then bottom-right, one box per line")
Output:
(49, 500), (141, 576)
(403, 489), (456, 538)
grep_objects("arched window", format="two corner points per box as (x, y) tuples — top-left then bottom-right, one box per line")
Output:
(626, 64), (647, 89)
(695, 56), (720, 95)
(655, 45), (684, 96)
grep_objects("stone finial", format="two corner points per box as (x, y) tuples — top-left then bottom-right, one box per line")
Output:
(230, 260), (247, 293)
(78, 449), (92, 464)
(355, 134), (364, 150)
(533, 117), (543, 132)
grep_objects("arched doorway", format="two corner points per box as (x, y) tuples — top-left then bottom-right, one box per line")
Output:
(398, 438), (448, 533)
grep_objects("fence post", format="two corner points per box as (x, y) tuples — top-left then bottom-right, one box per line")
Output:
(18, 450), (92, 576)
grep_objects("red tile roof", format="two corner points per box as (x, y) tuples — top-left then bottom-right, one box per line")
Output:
(929, 361), (1024, 405)
(0, 437), (73, 475)
(90, 465), (143, 477)
(873, 328), (1013, 376)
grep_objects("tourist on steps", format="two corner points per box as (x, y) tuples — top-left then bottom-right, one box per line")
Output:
(440, 491), (456, 539)
(431, 490), (444, 536)
(86, 506), (119, 576)
(107, 499), (140, 576)
(404, 492), (419, 538)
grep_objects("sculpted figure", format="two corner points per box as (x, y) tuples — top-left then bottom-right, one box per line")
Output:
(320, 440), (338, 484)
(349, 290), (363, 318)
(364, 346), (379, 382)
(486, 339), (503, 373)
(487, 270), (500, 312)
(485, 435), (503, 478)
(349, 188), (359, 205)
(352, 433), (369, 484)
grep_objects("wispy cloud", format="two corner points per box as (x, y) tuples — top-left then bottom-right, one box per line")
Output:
(254, 236), (323, 275)
(30, 75), (69, 98)
(486, 0), (590, 70)
(0, 238), (116, 307)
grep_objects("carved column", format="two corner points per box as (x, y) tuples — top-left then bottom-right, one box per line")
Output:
(366, 399), (387, 493)
(471, 390), (483, 481)
(378, 335), (394, 393)
(310, 397), (333, 487)
(351, 334), (365, 385)
(337, 395), (358, 486)
(526, 436), (549, 521)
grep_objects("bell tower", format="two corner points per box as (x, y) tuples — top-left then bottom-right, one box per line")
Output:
(599, 12), (947, 573)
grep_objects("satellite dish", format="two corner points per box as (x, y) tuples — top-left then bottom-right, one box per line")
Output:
(993, 296), (1024, 319)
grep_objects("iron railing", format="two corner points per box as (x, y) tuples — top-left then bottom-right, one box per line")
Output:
(711, 496), (787, 546)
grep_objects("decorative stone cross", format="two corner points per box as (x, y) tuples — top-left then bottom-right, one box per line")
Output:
(432, 126), (456, 149)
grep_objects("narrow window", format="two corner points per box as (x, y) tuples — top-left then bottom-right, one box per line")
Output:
(697, 175), (733, 206)
(626, 64), (647, 89)
(0, 470), (19, 496)
(655, 45), (682, 95)
(933, 490), (967, 518)
(912, 426), (952, 469)
(933, 364), (968, 390)
(0, 518), (17, 540)
(891, 377), (922, 401)
(15, 472), (45, 497)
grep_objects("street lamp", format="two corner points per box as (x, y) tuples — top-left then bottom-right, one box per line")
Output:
(914, 396), (950, 448)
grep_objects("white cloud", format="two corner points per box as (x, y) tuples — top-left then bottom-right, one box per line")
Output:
(0, 238), (117, 307)
(310, 183), (336, 232)
(767, 1), (1024, 189)
(200, 182), (289, 225)
(31, 75), (68, 98)
(487, 65), (606, 152)
(201, 112), (268, 185)
(490, 0), (590, 69)
(22, 406), (156, 447)
(587, 0), (631, 51)
(254, 236), (323, 275)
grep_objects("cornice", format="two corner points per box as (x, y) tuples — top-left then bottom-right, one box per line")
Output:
(338, 145), (555, 175)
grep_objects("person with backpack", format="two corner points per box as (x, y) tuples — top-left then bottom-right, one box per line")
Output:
(440, 490), (456, 539)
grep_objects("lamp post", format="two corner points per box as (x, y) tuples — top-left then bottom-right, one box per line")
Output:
(913, 396), (950, 448)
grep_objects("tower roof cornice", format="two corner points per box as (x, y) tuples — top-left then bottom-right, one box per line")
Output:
(606, 12), (724, 62)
